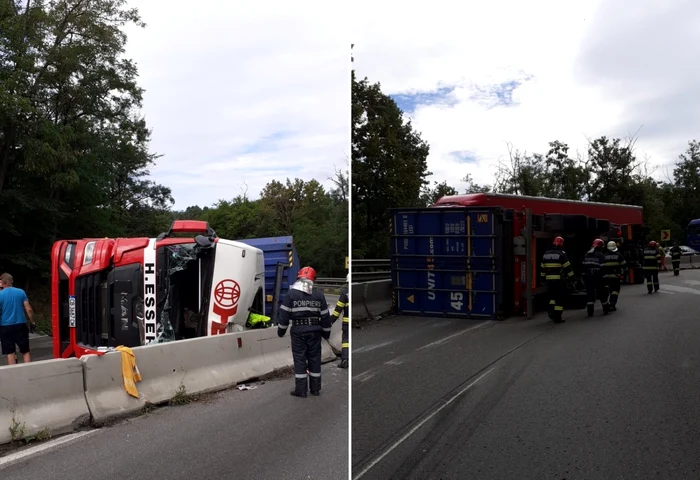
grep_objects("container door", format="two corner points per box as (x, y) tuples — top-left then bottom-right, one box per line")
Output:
(391, 208), (502, 319)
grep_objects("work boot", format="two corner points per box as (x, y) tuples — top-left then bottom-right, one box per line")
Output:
(603, 304), (610, 315)
(290, 390), (307, 398)
(610, 304), (617, 312)
(310, 390), (320, 397)
(338, 359), (348, 369)
(587, 304), (594, 317)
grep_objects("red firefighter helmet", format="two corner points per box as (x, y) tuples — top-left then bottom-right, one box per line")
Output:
(553, 236), (565, 247)
(649, 241), (657, 248)
(592, 239), (604, 248)
(297, 266), (317, 282)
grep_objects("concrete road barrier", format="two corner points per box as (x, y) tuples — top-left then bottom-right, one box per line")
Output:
(352, 280), (393, 321)
(83, 329), (273, 424)
(0, 358), (90, 444)
(327, 315), (344, 354)
(83, 327), (339, 425)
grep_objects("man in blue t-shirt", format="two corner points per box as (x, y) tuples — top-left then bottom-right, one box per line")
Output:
(0, 273), (36, 364)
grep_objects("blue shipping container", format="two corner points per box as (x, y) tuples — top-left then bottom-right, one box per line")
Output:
(237, 236), (301, 317)
(390, 207), (505, 319)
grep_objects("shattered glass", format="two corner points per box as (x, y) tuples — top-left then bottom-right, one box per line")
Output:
(165, 244), (198, 275)
(153, 244), (199, 344)
(154, 296), (176, 343)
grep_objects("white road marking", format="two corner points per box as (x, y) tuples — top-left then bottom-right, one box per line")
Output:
(661, 284), (700, 295)
(353, 368), (380, 382)
(353, 341), (395, 354)
(657, 290), (675, 295)
(384, 359), (404, 366)
(0, 430), (98, 469)
(416, 321), (493, 351)
(353, 367), (496, 480)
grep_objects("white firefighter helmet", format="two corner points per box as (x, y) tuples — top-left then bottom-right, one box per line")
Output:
(346, 273), (350, 283)
(607, 241), (618, 252)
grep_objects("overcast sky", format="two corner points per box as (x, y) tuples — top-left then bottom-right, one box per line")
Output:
(123, 1), (349, 210)
(352, 0), (699, 194)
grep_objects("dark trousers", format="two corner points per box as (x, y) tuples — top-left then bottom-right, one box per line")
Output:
(672, 260), (681, 276)
(644, 270), (660, 292)
(291, 331), (322, 395)
(546, 280), (565, 321)
(607, 277), (621, 306)
(341, 319), (349, 361)
(585, 276), (609, 315)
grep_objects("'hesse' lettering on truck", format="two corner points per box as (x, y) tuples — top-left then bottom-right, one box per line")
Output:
(50, 220), (266, 359)
(143, 239), (157, 343)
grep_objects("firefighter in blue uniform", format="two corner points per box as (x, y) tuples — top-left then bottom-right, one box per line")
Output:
(603, 240), (628, 312)
(277, 266), (332, 397)
(582, 239), (610, 316)
(540, 236), (575, 323)
(330, 274), (349, 369)
(669, 241), (683, 276)
(643, 241), (661, 293)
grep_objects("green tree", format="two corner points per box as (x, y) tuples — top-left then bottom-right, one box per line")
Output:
(420, 180), (457, 206)
(0, 0), (170, 291)
(352, 71), (431, 258)
(672, 140), (700, 228)
(492, 145), (547, 196)
(541, 141), (589, 200)
(462, 173), (491, 194)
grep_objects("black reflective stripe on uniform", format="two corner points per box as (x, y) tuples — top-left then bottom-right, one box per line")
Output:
(331, 285), (349, 363)
(540, 250), (575, 281)
(642, 248), (661, 270)
(276, 287), (332, 395)
(331, 285), (349, 322)
(541, 248), (573, 321)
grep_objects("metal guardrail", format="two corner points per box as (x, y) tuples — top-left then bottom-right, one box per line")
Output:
(315, 277), (346, 289)
(352, 259), (391, 282)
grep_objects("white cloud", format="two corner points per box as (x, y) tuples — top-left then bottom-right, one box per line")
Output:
(124, 0), (350, 209)
(352, 0), (696, 193)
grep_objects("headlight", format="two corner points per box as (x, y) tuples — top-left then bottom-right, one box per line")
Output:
(83, 241), (96, 265)
(64, 243), (74, 264)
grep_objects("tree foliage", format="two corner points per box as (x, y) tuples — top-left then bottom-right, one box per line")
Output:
(352, 71), (431, 258)
(352, 75), (700, 258)
(0, 0), (173, 289)
(0, 1), (349, 328)
(178, 170), (349, 278)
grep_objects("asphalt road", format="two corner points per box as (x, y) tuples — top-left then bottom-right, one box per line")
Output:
(1, 360), (348, 479)
(29, 293), (341, 362)
(352, 270), (700, 480)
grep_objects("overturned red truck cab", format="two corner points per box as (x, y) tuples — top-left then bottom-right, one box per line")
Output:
(51, 221), (273, 359)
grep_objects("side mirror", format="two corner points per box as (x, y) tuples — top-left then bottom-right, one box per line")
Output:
(195, 235), (212, 248)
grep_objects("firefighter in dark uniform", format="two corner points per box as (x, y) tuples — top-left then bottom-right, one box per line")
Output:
(540, 236), (575, 323)
(331, 274), (349, 369)
(670, 241), (683, 276)
(277, 266), (332, 397)
(582, 239), (610, 316)
(643, 241), (661, 293)
(603, 241), (628, 312)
